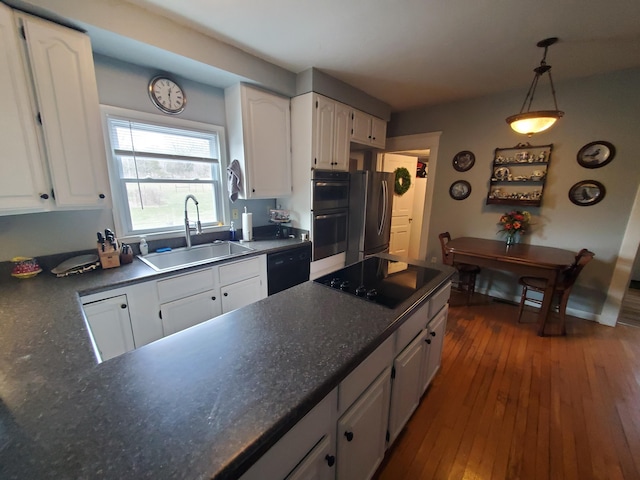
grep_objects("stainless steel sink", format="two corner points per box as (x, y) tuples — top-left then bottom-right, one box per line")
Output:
(138, 241), (255, 272)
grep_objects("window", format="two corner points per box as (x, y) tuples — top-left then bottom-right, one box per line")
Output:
(102, 107), (228, 238)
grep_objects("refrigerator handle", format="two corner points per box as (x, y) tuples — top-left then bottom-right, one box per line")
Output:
(379, 180), (388, 235)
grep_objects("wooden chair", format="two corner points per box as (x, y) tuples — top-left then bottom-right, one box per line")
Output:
(517, 248), (595, 335)
(438, 232), (481, 305)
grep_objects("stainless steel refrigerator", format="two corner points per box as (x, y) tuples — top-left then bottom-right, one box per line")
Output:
(346, 170), (395, 265)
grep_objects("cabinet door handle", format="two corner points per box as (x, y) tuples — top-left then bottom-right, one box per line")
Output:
(344, 431), (354, 442)
(40, 193), (49, 199)
(430, 331), (436, 337)
(223, 292), (228, 297)
(99, 193), (106, 199)
(211, 296), (216, 301)
(325, 454), (335, 467)
(425, 338), (432, 345)
(120, 304), (127, 309)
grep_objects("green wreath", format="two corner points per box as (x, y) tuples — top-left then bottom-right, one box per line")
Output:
(394, 167), (412, 195)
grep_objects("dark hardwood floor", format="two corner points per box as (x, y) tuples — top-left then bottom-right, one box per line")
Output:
(374, 293), (640, 480)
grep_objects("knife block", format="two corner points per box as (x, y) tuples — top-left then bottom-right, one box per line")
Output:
(97, 242), (121, 269)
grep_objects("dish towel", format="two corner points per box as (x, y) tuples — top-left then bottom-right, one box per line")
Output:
(227, 159), (243, 202)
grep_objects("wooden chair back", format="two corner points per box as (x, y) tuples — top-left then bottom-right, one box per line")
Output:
(438, 232), (453, 265)
(561, 248), (595, 289)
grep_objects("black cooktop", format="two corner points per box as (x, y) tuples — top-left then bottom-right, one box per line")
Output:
(314, 257), (441, 308)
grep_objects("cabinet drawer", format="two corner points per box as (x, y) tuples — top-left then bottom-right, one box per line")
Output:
(338, 334), (393, 415)
(395, 300), (429, 355)
(156, 267), (216, 303)
(428, 282), (451, 319)
(218, 256), (262, 286)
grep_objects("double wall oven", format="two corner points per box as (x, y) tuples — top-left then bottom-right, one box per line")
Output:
(311, 170), (349, 261)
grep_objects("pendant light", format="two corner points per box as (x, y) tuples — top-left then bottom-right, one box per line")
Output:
(506, 37), (564, 136)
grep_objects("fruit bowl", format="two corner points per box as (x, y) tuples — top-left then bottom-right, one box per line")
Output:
(11, 256), (42, 279)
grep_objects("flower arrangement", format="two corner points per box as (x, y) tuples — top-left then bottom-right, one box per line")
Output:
(498, 210), (531, 245)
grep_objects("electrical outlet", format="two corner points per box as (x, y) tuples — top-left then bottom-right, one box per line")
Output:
(232, 209), (239, 219)
(431, 256), (437, 263)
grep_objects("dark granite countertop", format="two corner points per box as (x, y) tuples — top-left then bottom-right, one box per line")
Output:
(0, 241), (453, 479)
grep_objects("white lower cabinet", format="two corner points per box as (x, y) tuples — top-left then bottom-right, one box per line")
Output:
(337, 367), (391, 480)
(81, 280), (159, 362)
(286, 435), (334, 480)
(238, 282), (451, 480)
(421, 304), (448, 393)
(219, 256), (267, 314)
(82, 294), (135, 362)
(160, 290), (222, 336)
(388, 329), (427, 444)
(156, 255), (267, 335)
(240, 389), (337, 480)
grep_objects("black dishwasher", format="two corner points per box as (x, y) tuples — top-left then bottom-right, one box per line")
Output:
(267, 244), (312, 295)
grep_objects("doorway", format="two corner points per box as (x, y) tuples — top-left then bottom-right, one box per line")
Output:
(381, 132), (442, 261)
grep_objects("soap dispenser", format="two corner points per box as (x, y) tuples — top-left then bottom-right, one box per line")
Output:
(139, 237), (148, 256)
(229, 222), (237, 241)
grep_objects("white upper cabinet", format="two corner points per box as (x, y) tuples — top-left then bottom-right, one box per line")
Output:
(292, 92), (350, 172)
(225, 83), (292, 198)
(0, 4), (49, 214)
(14, 10), (110, 210)
(351, 109), (387, 149)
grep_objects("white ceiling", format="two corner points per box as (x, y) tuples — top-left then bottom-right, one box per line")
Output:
(121, 0), (640, 113)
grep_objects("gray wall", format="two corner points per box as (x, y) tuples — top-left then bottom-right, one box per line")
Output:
(389, 68), (640, 315)
(0, 55), (274, 261)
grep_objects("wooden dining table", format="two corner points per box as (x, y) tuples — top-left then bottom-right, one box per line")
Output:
(445, 237), (577, 336)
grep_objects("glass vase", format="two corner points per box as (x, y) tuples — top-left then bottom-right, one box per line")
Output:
(505, 231), (518, 246)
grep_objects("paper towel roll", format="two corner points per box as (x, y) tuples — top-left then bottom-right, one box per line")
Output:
(242, 212), (253, 241)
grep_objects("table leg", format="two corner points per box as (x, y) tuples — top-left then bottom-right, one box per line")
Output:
(537, 271), (560, 336)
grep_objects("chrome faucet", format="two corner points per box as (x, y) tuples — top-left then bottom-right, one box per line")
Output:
(184, 194), (202, 248)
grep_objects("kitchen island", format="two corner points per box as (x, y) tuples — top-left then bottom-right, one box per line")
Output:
(0, 243), (453, 479)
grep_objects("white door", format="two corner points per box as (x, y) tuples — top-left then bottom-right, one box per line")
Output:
(221, 276), (263, 313)
(421, 305), (448, 393)
(243, 86), (292, 197)
(388, 330), (427, 444)
(333, 102), (351, 171)
(83, 295), (135, 361)
(160, 290), (222, 336)
(383, 153), (416, 258)
(337, 367), (391, 480)
(286, 435), (335, 480)
(314, 95), (335, 170)
(19, 12), (109, 208)
(0, 4), (49, 214)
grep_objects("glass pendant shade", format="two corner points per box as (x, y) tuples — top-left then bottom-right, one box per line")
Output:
(507, 38), (563, 136)
(507, 110), (564, 136)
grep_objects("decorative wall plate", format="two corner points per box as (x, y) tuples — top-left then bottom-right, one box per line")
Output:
(568, 180), (606, 206)
(453, 151), (475, 172)
(449, 180), (471, 200)
(577, 141), (615, 168)
(493, 166), (510, 181)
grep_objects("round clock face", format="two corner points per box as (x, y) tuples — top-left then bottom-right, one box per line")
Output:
(148, 76), (186, 114)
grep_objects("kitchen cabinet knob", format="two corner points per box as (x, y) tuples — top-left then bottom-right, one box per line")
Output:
(325, 454), (335, 467)
(426, 338), (432, 345)
(430, 331), (436, 337)
(211, 296), (216, 301)
(223, 292), (228, 297)
(40, 193), (49, 199)
(344, 431), (354, 442)
(120, 304), (127, 309)
(98, 193), (106, 199)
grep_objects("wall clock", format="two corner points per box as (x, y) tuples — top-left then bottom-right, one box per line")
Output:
(148, 76), (186, 114)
